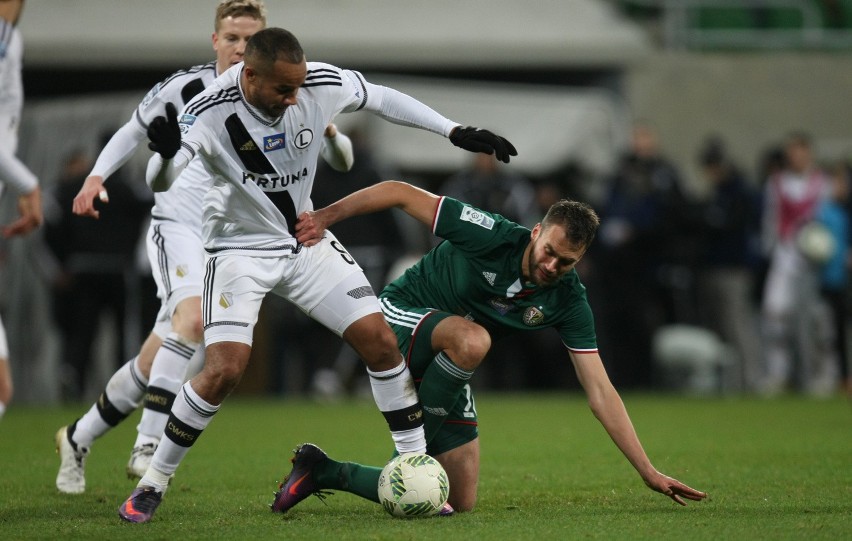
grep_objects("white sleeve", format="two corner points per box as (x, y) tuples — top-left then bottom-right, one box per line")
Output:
(0, 145), (38, 194)
(320, 131), (354, 172)
(341, 70), (459, 137)
(88, 117), (149, 182)
(146, 145), (194, 192)
(363, 81), (459, 137)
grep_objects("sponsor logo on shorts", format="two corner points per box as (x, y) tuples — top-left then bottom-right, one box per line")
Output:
(460, 206), (494, 230)
(263, 132), (286, 152)
(346, 285), (375, 299)
(523, 306), (545, 326)
(175, 265), (188, 278)
(219, 292), (233, 309)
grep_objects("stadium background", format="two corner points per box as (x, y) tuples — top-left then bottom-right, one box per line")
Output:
(3, 0), (852, 403)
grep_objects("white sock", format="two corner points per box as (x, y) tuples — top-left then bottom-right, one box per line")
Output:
(367, 360), (426, 454)
(142, 381), (219, 489)
(135, 333), (199, 446)
(72, 357), (148, 449)
(0, 401), (5, 421)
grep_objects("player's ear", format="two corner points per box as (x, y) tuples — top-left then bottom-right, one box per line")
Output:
(531, 223), (542, 240)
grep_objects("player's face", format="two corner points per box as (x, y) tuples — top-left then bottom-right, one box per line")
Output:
(244, 57), (307, 118)
(523, 223), (585, 287)
(212, 16), (265, 74)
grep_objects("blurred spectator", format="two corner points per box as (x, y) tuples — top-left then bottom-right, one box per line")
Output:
(440, 152), (538, 228)
(814, 161), (851, 393)
(692, 136), (763, 392)
(759, 132), (834, 395)
(42, 147), (150, 401)
(592, 121), (694, 388)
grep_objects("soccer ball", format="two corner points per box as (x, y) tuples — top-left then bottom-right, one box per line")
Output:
(797, 221), (835, 264)
(377, 453), (449, 518)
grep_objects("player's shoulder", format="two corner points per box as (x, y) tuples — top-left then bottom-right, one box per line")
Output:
(182, 67), (241, 118)
(302, 61), (348, 92)
(142, 62), (218, 110)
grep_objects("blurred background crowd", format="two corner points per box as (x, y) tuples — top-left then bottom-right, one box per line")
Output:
(3, 0), (852, 403)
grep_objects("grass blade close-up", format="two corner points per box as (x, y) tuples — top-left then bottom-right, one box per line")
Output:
(1, 393), (850, 540)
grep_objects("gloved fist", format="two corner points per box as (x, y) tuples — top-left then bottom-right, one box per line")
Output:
(147, 102), (181, 159)
(449, 126), (518, 163)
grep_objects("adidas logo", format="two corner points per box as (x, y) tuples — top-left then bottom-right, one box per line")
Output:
(482, 271), (496, 286)
(240, 140), (257, 151)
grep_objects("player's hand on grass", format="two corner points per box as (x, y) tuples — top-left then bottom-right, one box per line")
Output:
(295, 210), (328, 247)
(72, 175), (109, 219)
(147, 102), (182, 159)
(449, 126), (517, 163)
(644, 471), (707, 506)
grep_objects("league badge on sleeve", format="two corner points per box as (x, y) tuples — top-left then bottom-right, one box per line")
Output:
(178, 114), (197, 135)
(460, 206), (495, 230)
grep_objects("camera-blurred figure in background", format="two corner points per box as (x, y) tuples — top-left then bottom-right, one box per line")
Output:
(759, 132), (836, 395)
(693, 136), (762, 393)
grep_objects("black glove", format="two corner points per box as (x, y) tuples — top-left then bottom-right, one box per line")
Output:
(449, 126), (518, 163)
(147, 102), (181, 159)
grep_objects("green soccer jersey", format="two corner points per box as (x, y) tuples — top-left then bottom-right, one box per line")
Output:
(381, 197), (598, 351)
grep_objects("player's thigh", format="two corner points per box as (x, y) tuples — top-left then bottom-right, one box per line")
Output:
(278, 233), (380, 337)
(434, 438), (480, 512)
(202, 254), (279, 347)
(171, 296), (203, 341)
(147, 220), (205, 315)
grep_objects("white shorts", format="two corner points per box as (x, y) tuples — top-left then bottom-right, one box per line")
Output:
(203, 232), (380, 346)
(146, 219), (205, 339)
(0, 314), (8, 359)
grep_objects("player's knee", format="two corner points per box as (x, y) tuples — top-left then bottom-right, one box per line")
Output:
(450, 325), (490, 371)
(349, 321), (401, 372)
(173, 303), (204, 343)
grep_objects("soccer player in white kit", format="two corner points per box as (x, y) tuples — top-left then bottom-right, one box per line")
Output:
(0, 0), (43, 423)
(118, 27), (516, 522)
(53, 1), (344, 494)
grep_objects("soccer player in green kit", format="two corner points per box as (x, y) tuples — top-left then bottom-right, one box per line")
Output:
(272, 180), (707, 515)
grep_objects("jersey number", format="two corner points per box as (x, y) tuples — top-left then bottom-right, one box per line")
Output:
(331, 240), (356, 265)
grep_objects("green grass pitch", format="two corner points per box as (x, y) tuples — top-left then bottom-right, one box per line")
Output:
(0, 393), (849, 540)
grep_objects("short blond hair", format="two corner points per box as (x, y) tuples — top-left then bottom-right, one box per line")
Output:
(215, 0), (267, 31)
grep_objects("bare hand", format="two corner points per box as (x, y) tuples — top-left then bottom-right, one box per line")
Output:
(72, 176), (109, 218)
(3, 187), (43, 238)
(294, 210), (328, 247)
(644, 471), (707, 506)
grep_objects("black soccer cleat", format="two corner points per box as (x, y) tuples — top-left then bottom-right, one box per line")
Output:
(270, 443), (331, 513)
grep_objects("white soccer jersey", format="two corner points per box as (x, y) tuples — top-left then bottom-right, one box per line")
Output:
(171, 61), (458, 255)
(0, 17), (37, 197)
(92, 62), (219, 231)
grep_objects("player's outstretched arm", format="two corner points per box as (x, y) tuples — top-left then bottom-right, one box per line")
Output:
(295, 180), (439, 246)
(569, 351), (707, 506)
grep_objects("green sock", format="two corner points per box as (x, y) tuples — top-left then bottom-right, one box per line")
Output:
(418, 352), (474, 443)
(314, 458), (382, 503)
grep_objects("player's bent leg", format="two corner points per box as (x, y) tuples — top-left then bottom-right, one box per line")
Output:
(431, 317), (491, 372)
(434, 438), (480, 512)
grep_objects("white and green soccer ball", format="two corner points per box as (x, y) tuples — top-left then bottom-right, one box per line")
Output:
(377, 453), (449, 518)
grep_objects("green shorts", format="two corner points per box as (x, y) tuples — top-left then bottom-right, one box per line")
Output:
(382, 298), (479, 456)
